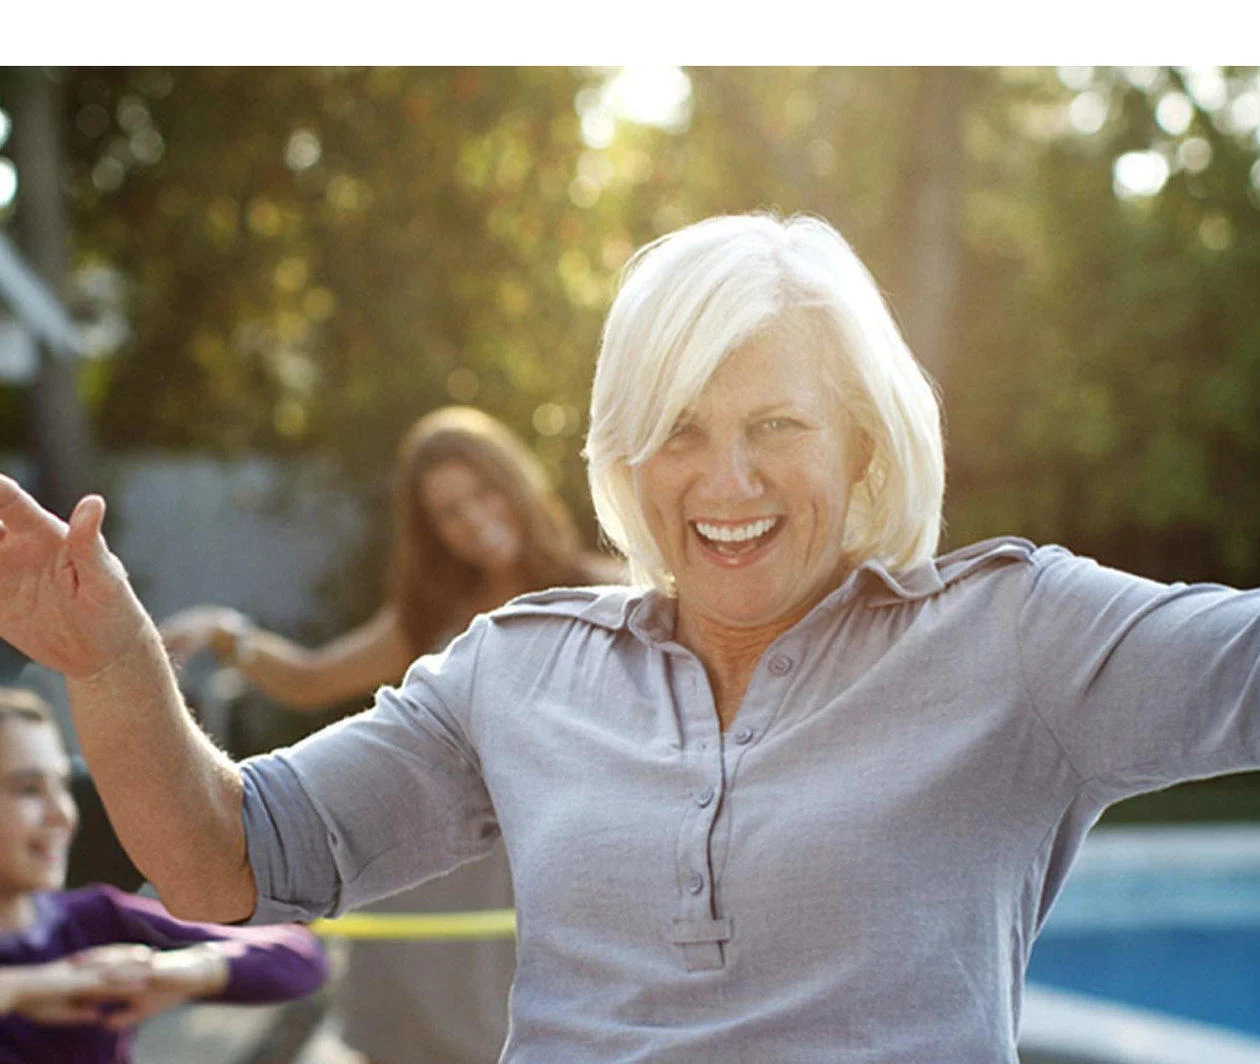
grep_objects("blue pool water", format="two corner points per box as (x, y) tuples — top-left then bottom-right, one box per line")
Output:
(1027, 846), (1260, 1037)
(1028, 927), (1260, 1036)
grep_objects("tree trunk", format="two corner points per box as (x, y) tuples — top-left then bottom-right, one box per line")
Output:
(891, 67), (967, 391)
(7, 66), (98, 517)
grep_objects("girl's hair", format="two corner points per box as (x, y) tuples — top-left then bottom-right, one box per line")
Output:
(390, 406), (595, 653)
(585, 212), (946, 590)
(0, 687), (56, 728)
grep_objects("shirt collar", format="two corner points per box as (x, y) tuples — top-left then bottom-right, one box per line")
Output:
(616, 536), (1035, 645)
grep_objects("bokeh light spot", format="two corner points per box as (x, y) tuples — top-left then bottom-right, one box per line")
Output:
(1155, 92), (1194, 136)
(0, 158), (17, 209)
(1183, 67), (1227, 112)
(579, 107), (615, 149)
(273, 397), (308, 439)
(285, 129), (322, 172)
(274, 257), (309, 293)
(91, 156), (125, 192)
(303, 287), (337, 321)
(1198, 211), (1234, 251)
(116, 96), (150, 134)
(1068, 91), (1108, 135)
(532, 402), (568, 436)
(1113, 151), (1170, 200)
(247, 198), (283, 236)
(603, 67), (692, 133)
(1177, 137), (1212, 174)
(130, 128), (164, 165)
(1123, 67), (1161, 92)
(1225, 92), (1260, 135)
(1057, 67), (1094, 92)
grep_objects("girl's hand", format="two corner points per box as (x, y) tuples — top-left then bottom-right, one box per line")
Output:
(0, 947), (153, 1025)
(159, 606), (247, 665)
(98, 942), (233, 1030)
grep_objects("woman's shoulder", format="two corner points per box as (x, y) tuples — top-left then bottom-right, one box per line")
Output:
(489, 583), (647, 632)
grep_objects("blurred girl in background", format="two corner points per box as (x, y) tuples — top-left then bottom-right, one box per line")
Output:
(161, 405), (618, 1064)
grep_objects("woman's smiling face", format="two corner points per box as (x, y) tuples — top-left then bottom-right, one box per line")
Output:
(632, 329), (863, 639)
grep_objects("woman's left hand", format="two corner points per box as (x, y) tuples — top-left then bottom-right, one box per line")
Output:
(0, 477), (150, 681)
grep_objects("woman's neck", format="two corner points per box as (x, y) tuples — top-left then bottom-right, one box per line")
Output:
(675, 606), (804, 729)
(0, 892), (37, 933)
(471, 567), (533, 613)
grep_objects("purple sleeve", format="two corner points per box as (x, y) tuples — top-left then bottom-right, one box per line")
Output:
(95, 886), (329, 1003)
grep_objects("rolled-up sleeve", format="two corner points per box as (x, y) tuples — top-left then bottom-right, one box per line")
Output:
(241, 618), (501, 923)
(1018, 545), (1260, 798)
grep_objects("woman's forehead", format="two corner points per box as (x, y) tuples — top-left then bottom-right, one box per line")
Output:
(686, 334), (834, 415)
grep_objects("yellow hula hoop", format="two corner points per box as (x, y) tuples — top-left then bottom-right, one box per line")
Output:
(311, 908), (517, 941)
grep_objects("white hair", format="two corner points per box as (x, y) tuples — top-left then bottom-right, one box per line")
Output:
(585, 212), (945, 591)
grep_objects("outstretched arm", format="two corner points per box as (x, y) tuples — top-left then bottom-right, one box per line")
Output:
(161, 605), (414, 711)
(0, 952), (150, 1024)
(0, 476), (256, 922)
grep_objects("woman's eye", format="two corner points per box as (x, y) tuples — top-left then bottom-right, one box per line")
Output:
(667, 421), (697, 440)
(758, 417), (798, 433)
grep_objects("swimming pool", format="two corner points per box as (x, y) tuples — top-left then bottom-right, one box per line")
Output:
(1024, 825), (1260, 1060)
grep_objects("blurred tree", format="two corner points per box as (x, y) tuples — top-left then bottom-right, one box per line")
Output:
(14, 64), (1260, 604)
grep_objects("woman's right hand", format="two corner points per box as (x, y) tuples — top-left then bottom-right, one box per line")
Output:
(159, 606), (249, 665)
(0, 476), (150, 681)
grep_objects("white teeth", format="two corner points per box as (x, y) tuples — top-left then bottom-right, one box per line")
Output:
(694, 517), (778, 543)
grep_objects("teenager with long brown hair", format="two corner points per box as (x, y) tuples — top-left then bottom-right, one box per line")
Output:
(160, 405), (617, 1064)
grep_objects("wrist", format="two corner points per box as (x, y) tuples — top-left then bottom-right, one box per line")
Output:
(154, 944), (230, 997)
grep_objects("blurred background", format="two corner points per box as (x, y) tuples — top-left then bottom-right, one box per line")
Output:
(2, 66), (1260, 1062)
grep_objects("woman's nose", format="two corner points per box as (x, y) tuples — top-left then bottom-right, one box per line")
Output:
(703, 437), (762, 501)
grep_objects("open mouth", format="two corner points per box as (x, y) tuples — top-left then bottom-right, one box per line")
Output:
(691, 516), (783, 561)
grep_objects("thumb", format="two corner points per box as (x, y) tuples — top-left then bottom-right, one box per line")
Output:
(62, 495), (130, 598)
(66, 495), (127, 578)
(66, 494), (107, 558)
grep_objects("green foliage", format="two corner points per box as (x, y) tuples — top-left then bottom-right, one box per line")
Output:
(30, 67), (1260, 594)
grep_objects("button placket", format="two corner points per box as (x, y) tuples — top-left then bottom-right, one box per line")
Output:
(670, 655), (727, 972)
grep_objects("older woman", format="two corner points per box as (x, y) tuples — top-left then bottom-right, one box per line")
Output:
(2, 212), (1260, 1063)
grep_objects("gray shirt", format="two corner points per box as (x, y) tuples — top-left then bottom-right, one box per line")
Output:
(241, 537), (1260, 1063)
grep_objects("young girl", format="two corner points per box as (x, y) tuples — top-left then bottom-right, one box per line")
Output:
(0, 687), (328, 1063)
